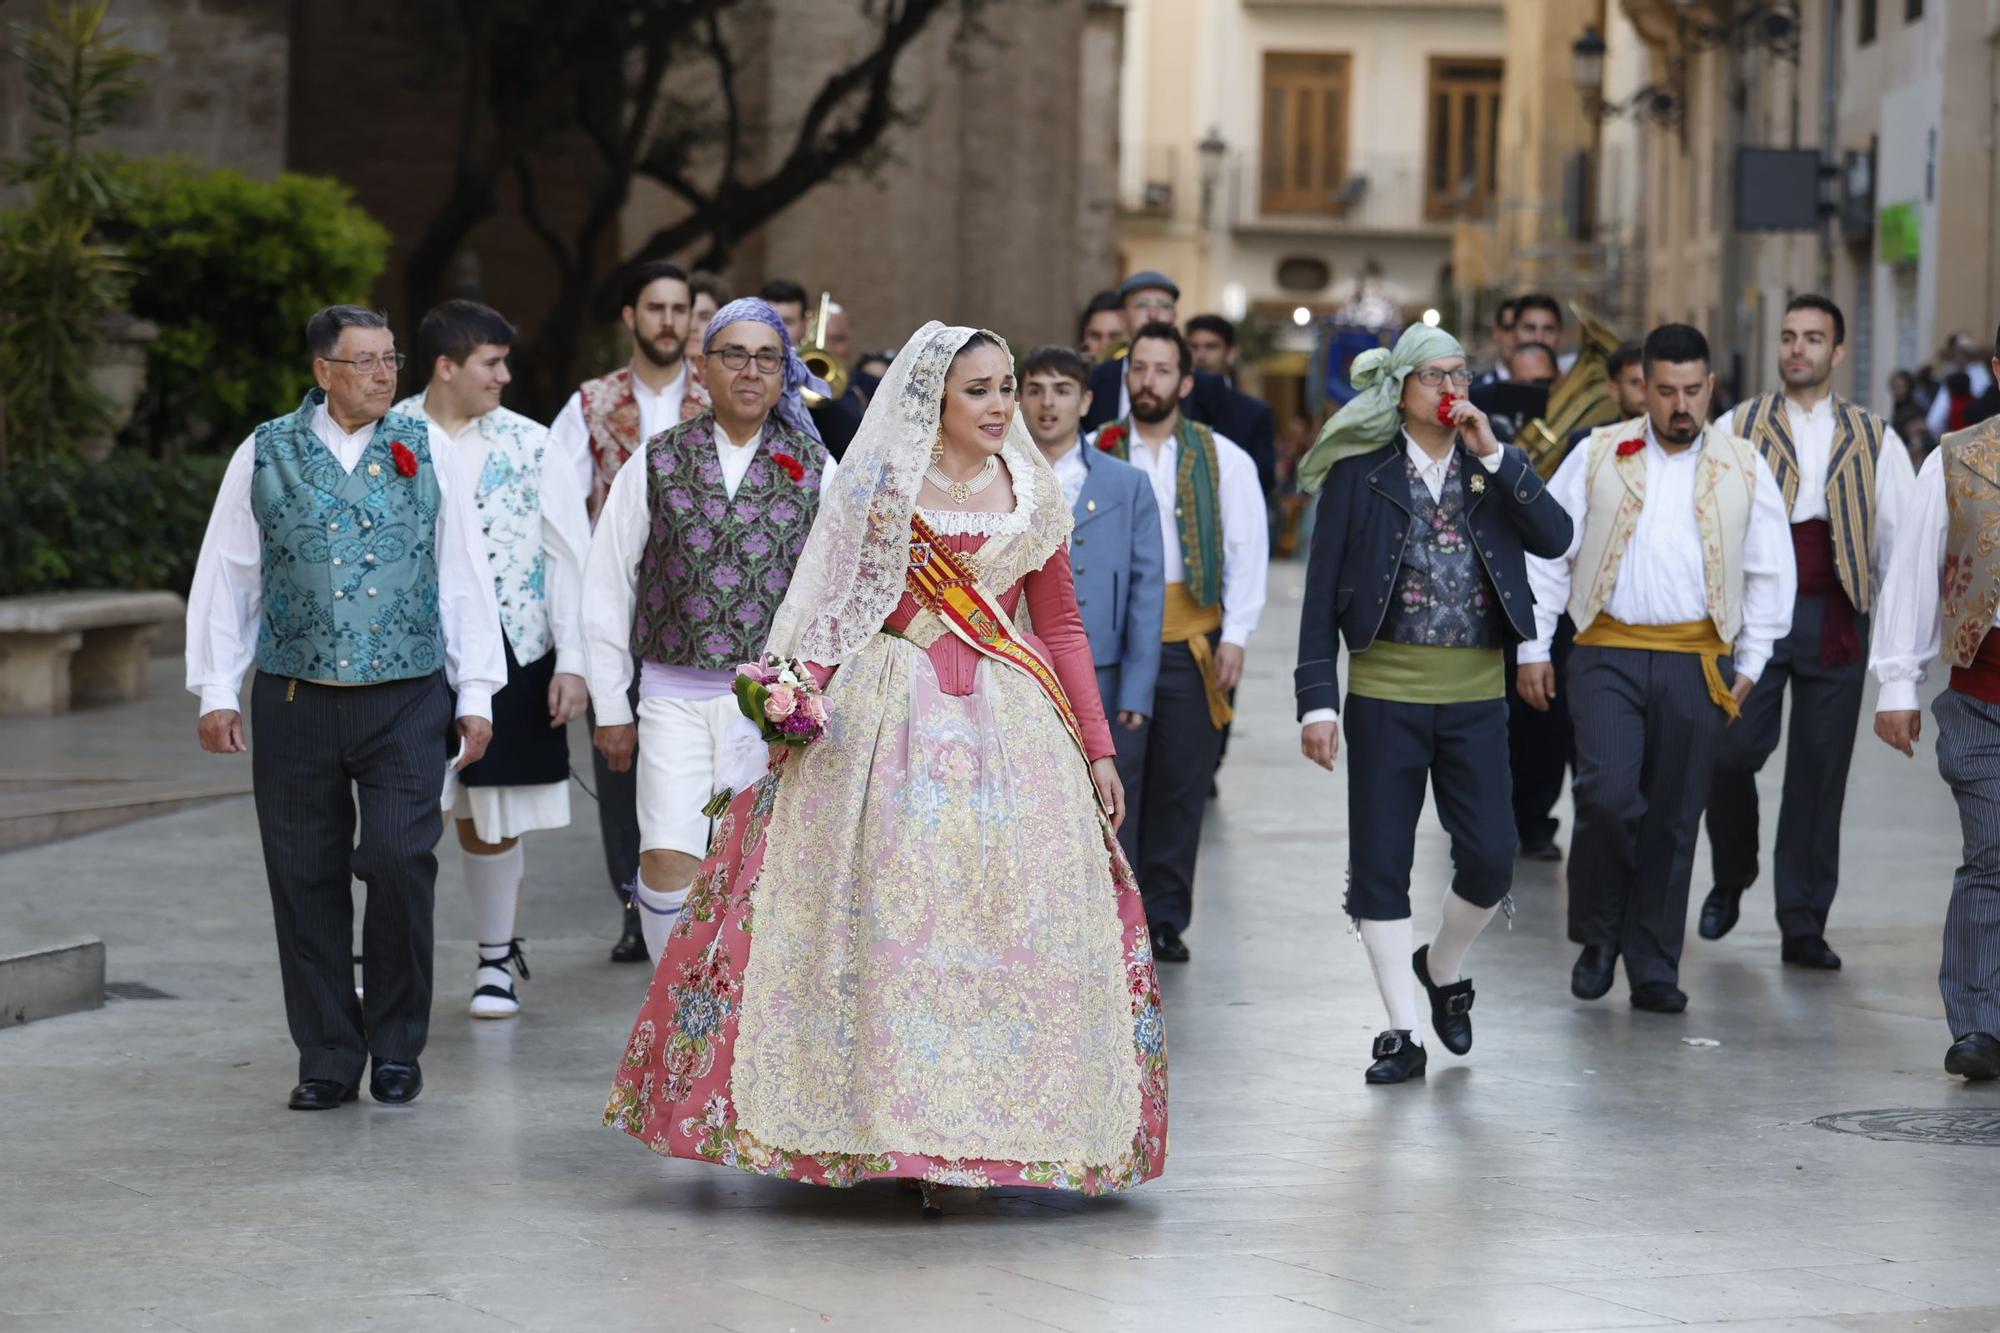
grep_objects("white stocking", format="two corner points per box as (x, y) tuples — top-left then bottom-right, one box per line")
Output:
(634, 879), (690, 964)
(1358, 917), (1422, 1041)
(1428, 891), (1499, 985)
(461, 842), (523, 954)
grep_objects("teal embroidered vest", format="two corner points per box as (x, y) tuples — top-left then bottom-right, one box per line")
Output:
(1731, 391), (1883, 612)
(251, 389), (445, 683)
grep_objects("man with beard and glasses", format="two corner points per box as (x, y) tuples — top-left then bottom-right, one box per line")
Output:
(1089, 322), (1268, 964)
(551, 260), (707, 963)
(1699, 296), (1915, 971)
(1521, 324), (1794, 1014)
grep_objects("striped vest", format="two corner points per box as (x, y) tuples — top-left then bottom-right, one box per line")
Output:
(1568, 419), (1762, 646)
(1731, 391), (1883, 611)
(1941, 419), (2000, 667)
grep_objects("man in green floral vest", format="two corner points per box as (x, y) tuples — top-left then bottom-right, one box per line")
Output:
(187, 305), (507, 1111)
(1089, 322), (1269, 964)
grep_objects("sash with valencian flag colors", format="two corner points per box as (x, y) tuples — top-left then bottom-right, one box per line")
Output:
(903, 514), (1103, 808)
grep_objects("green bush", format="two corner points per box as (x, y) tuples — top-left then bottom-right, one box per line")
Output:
(100, 159), (389, 456)
(0, 451), (229, 595)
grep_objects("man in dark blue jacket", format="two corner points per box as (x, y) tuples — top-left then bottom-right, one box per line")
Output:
(1294, 323), (1573, 1085)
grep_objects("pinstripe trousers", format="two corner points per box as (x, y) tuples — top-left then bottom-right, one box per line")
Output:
(1933, 689), (2000, 1037)
(250, 671), (455, 1084)
(1567, 645), (1729, 988)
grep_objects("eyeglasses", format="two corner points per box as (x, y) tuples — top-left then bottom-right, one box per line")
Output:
(710, 345), (786, 373)
(1127, 299), (1176, 318)
(1413, 368), (1476, 388)
(321, 353), (407, 375)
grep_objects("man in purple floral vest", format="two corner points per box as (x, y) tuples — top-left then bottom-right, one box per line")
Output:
(582, 297), (834, 961)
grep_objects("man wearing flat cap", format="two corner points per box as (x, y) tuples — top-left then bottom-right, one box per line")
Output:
(1083, 272), (1241, 443)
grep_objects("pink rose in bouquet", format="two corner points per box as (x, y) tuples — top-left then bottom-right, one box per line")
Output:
(763, 684), (798, 722)
(733, 655), (830, 750)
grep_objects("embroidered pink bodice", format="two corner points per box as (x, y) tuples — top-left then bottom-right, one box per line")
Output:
(878, 530), (1114, 761)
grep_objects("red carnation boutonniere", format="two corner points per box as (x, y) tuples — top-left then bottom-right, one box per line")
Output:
(770, 452), (807, 483)
(1097, 424), (1124, 454)
(389, 440), (420, 477)
(1615, 435), (1645, 458)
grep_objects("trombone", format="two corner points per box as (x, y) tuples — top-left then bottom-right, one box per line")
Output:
(800, 292), (850, 406)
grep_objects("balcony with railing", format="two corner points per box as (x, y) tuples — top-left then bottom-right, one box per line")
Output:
(1223, 151), (1465, 238)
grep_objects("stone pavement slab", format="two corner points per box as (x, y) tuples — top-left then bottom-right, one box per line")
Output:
(2, 561), (1996, 1332)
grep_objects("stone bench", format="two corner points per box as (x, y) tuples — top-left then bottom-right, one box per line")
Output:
(0, 591), (186, 716)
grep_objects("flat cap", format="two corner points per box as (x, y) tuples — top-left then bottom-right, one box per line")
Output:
(1118, 270), (1180, 301)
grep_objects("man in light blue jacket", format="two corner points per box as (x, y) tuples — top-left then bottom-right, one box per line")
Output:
(1023, 345), (1165, 864)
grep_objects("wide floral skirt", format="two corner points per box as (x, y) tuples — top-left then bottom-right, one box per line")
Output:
(604, 632), (1168, 1193)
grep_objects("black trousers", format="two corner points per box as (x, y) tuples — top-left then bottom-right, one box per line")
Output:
(1343, 693), (1515, 920)
(588, 674), (643, 901)
(1505, 614), (1576, 847)
(1935, 690), (2000, 1038)
(250, 671), (453, 1085)
(1135, 640), (1225, 933)
(1567, 645), (1728, 989)
(1098, 664), (1150, 871)
(1705, 596), (1867, 938)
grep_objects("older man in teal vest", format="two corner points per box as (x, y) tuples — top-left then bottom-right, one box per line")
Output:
(188, 305), (507, 1111)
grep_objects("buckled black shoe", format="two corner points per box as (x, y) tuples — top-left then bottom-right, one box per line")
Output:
(1149, 923), (1190, 964)
(369, 1059), (423, 1105)
(1698, 887), (1744, 941)
(609, 903), (648, 963)
(1413, 945), (1476, 1055)
(1629, 981), (1689, 1013)
(287, 1079), (357, 1111)
(1364, 1030), (1427, 1085)
(1781, 934), (1842, 970)
(1571, 944), (1617, 1000)
(1945, 1033), (2000, 1081)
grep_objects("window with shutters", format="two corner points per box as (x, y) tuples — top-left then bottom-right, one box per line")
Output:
(1425, 57), (1503, 222)
(1259, 52), (1351, 216)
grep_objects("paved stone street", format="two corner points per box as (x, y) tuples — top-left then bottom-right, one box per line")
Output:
(3, 561), (1997, 1333)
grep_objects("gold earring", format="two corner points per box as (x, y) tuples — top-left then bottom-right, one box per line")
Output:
(930, 436), (944, 465)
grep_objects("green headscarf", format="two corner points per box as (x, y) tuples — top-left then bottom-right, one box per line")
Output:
(1297, 323), (1466, 493)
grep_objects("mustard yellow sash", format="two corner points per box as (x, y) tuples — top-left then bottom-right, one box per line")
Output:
(1574, 616), (1741, 718)
(1163, 582), (1232, 729)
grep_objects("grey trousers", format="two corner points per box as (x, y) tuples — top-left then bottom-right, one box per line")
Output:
(1567, 645), (1730, 988)
(1098, 664), (1150, 870)
(588, 675), (642, 902)
(1934, 689), (2000, 1038)
(1705, 595), (1868, 937)
(250, 671), (454, 1085)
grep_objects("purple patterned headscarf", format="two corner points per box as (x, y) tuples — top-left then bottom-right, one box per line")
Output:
(701, 297), (825, 445)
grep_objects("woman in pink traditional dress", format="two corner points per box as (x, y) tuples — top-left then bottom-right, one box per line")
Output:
(603, 323), (1167, 1209)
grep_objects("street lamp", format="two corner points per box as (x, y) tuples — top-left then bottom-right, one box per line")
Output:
(1571, 25), (1607, 106)
(1197, 127), (1228, 227)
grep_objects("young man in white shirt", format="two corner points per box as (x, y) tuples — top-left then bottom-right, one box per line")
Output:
(548, 261), (705, 962)
(1089, 323), (1269, 963)
(394, 300), (592, 1019)
(1700, 295), (1916, 969)
(1520, 324), (1795, 1014)
(187, 305), (507, 1109)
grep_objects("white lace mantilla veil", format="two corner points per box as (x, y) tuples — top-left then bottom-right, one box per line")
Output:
(762, 320), (1071, 665)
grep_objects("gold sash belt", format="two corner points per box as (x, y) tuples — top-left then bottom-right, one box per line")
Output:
(1162, 582), (1232, 729)
(1574, 616), (1741, 718)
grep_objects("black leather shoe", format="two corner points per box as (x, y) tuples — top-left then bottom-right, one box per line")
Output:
(1571, 944), (1617, 1000)
(1630, 981), (1689, 1013)
(1782, 935), (1842, 970)
(1413, 945), (1475, 1055)
(1699, 887), (1744, 941)
(1518, 838), (1562, 863)
(1945, 1032), (2000, 1081)
(287, 1079), (357, 1111)
(1364, 1030), (1427, 1084)
(609, 904), (648, 963)
(1150, 923), (1190, 964)
(369, 1059), (423, 1104)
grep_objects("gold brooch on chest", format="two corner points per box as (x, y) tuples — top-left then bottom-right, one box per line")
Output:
(1468, 474), (1486, 494)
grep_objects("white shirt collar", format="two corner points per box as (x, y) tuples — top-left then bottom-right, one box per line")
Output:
(715, 420), (762, 452)
(1044, 439), (1084, 470)
(1644, 418), (1706, 458)
(1402, 430), (1452, 474)
(632, 363), (687, 402)
(1783, 391), (1833, 422)
(312, 399), (378, 449)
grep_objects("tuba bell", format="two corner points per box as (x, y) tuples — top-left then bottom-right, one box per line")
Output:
(799, 291), (850, 406)
(1518, 302), (1625, 478)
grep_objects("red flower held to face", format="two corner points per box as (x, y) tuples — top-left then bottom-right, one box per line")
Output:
(390, 440), (419, 477)
(1616, 435), (1645, 458)
(770, 452), (807, 483)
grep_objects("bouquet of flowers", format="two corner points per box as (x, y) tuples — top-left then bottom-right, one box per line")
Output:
(733, 656), (830, 748)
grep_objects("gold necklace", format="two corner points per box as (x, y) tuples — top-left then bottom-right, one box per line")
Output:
(926, 456), (998, 506)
